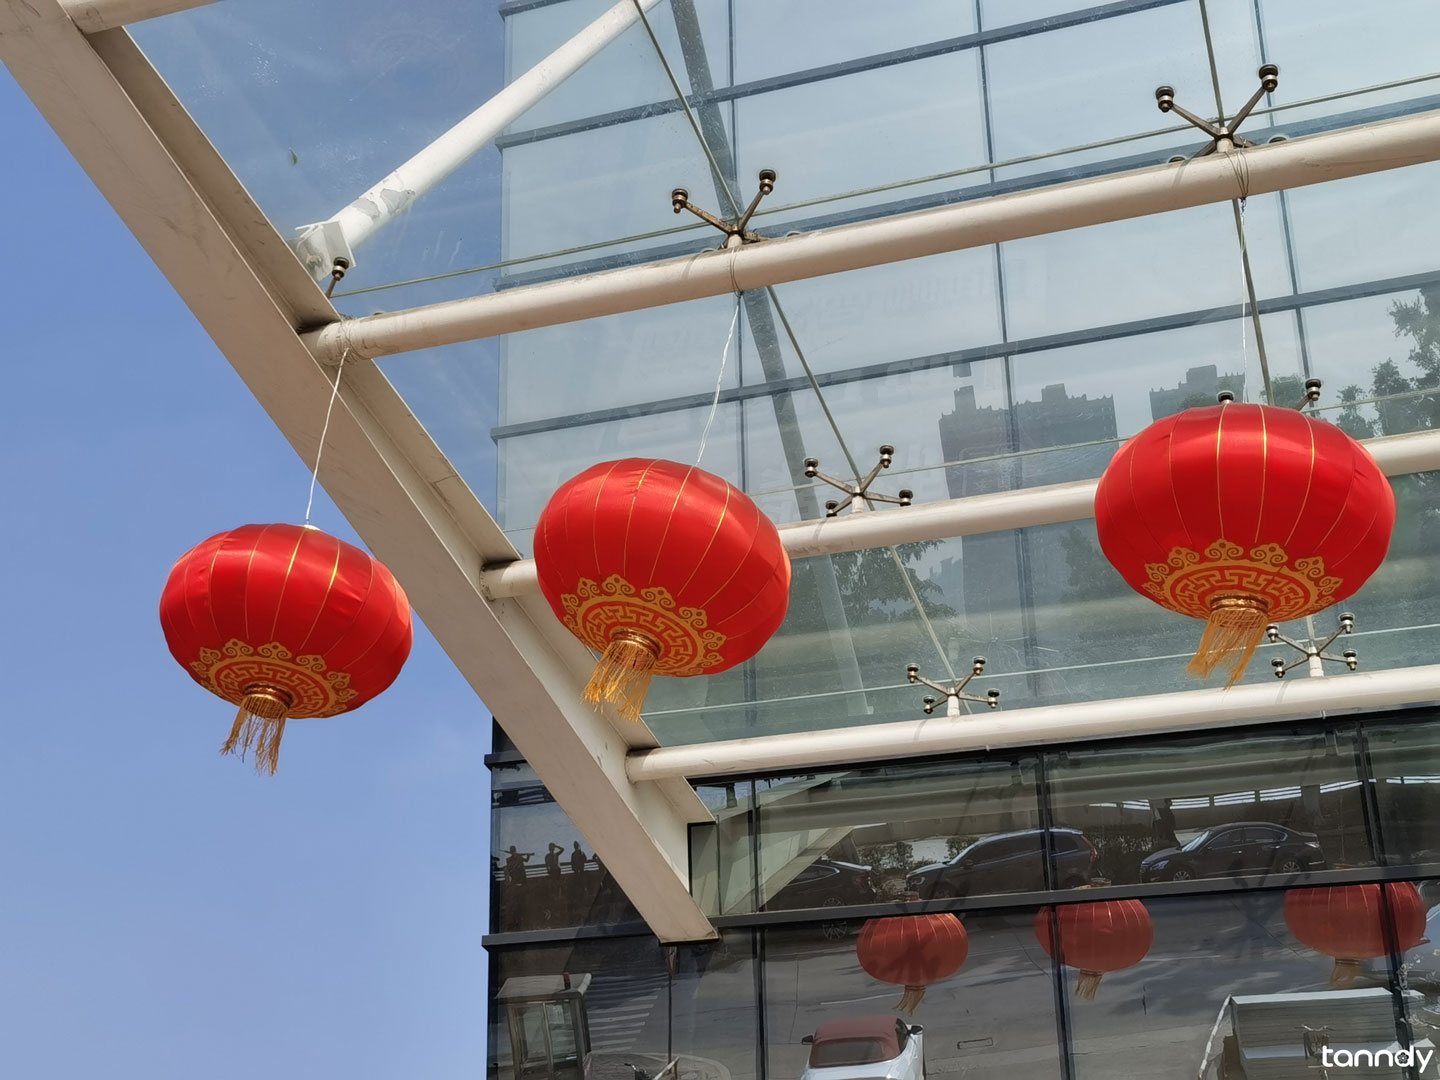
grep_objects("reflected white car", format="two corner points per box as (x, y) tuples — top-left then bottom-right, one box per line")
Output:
(800, 1014), (924, 1080)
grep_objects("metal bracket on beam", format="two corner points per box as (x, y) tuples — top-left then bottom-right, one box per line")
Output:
(671, 169), (777, 248)
(1156, 63), (1280, 157)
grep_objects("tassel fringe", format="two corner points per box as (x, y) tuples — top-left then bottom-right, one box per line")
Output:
(1187, 595), (1269, 686)
(583, 631), (661, 722)
(1074, 971), (1104, 1000)
(221, 687), (290, 775)
(1330, 958), (1364, 988)
(896, 985), (926, 1014)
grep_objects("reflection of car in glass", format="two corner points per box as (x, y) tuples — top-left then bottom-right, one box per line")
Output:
(768, 858), (877, 911)
(801, 1015), (924, 1080)
(904, 828), (1097, 899)
(1139, 822), (1325, 883)
(1200, 988), (1434, 1078)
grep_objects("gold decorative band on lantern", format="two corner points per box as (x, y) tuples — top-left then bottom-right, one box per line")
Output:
(221, 683), (292, 775)
(1142, 540), (1342, 621)
(188, 638), (357, 717)
(1187, 593), (1270, 686)
(896, 985), (928, 1014)
(559, 574), (726, 676)
(583, 628), (662, 722)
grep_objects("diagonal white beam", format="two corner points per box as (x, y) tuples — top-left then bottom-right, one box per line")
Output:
(627, 663), (1440, 781)
(1, 0), (716, 942)
(60, 0), (212, 34)
(304, 109), (1440, 360)
(480, 427), (1440, 599)
(292, 0), (665, 279)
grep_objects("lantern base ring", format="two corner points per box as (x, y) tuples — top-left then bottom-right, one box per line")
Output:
(584, 630), (662, 723)
(221, 683), (294, 775)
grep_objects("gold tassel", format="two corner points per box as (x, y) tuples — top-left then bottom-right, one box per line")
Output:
(896, 985), (926, 1014)
(1186, 595), (1270, 686)
(582, 630), (661, 722)
(221, 685), (291, 775)
(1074, 971), (1104, 1000)
(1330, 958), (1364, 988)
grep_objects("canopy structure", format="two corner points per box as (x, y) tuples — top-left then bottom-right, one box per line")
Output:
(7, 0), (1440, 943)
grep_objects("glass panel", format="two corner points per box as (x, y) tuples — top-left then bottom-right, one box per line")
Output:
(1046, 729), (1372, 890)
(690, 781), (757, 918)
(488, 933), (758, 1080)
(1368, 720), (1440, 867)
(1066, 890), (1415, 1079)
(753, 758), (1042, 915)
(491, 762), (643, 933)
(764, 910), (1063, 1080)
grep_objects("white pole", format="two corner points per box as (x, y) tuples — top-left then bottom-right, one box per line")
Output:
(625, 663), (1440, 781)
(478, 428), (1440, 599)
(304, 108), (1440, 355)
(293, 0), (666, 278)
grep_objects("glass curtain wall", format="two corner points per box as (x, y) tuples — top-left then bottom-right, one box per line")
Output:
(488, 708), (1440, 1079)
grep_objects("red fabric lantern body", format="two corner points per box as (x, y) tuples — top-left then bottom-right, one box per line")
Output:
(1095, 403), (1394, 683)
(856, 913), (968, 1013)
(533, 459), (792, 720)
(1035, 900), (1153, 999)
(1284, 882), (1425, 987)
(159, 524), (413, 773)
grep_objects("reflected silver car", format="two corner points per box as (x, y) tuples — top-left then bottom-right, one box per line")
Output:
(801, 1015), (925, 1080)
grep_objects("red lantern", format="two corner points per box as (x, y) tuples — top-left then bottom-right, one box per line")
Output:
(856, 913), (968, 1013)
(1035, 900), (1153, 999)
(1284, 882), (1426, 987)
(159, 524), (413, 773)
(533, 459), (791, 721)
(1095, 403), (1394, 683)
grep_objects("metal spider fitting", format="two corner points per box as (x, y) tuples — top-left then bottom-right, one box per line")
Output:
(803, 445), (914, 517)
(907, 658), (1000, 716)
(1156, 64), (1280, 157)
(671, 169), (777, 248)
(1267, 612), (1358, 679)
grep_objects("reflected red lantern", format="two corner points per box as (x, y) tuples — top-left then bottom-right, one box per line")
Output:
(856, 913), (968, 1013)
(1284, 882), (1426, 987)
(534, 459), (791, 721)
(159, 524), (413, 774)
(1035, 900), (1153, 1000)
(1095, 403), (1394, 684)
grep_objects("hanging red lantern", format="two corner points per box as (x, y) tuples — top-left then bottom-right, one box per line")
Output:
(1284, 882), (1425, 987)
(159, 524), (413, 773)
(856, 913), (968, 1013)
(533, 459), (791, 721)
(1035, 900), (1153, 999)
(1095, 403), (1394, 684)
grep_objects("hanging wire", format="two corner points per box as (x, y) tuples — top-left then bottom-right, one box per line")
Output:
(695, 297), (742, 467)
(304, 348), (348, 526)
(631, 0), (957, 681)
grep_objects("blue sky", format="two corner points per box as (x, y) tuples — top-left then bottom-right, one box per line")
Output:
(0, 64), (492, 1079)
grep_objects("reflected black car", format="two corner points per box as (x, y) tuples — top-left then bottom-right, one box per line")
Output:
(1139, 821), (1325, 882)
(768, 858), (876, 911)
(904, 828), (1098, 899)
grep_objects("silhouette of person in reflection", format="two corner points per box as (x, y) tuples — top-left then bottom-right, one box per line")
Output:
(570, 841), (590, 877)
(1153, 799), (1179, 851)
(504, 845), (532, 887)
(545, 842), (564, 881)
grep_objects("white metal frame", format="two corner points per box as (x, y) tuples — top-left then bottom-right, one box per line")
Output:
(302, 109), (1440, 361)
(58, 0), (211, 34)
(1, 0), (716, 942)
(481, 427), (1440, 598)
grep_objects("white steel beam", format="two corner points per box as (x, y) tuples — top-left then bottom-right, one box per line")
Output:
(626, 663), (1440, 782)
(1, 0), (716, 942)
(292, 0), (664, 279)
(481, 427), (1440, 599)
(60, 0), (212, 34)
(304, 109), (1440, 360)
